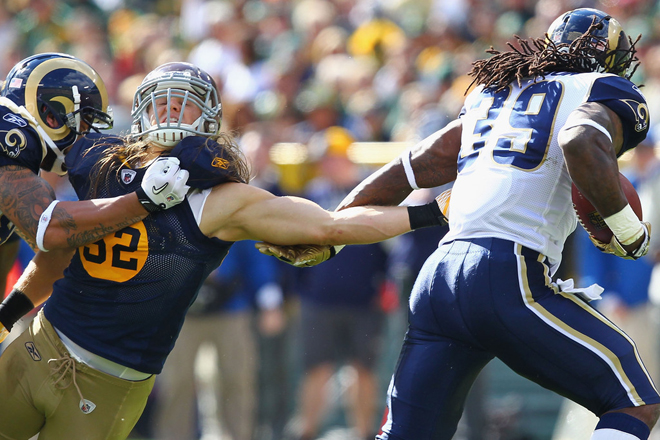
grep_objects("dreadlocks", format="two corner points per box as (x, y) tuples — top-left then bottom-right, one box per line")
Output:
(467, 21), (640, 93)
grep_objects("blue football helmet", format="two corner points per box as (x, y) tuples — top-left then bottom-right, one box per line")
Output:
(547, 8), (635, 78)
(0, 53), (113, 175)
(131, 62), (222, 148)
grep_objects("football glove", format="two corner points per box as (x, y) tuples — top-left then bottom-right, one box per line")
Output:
(255, 243), (345, 268)
(589, 221), (651, 260)
(136, 157), (190, 212)
(255, 188), (453, 267)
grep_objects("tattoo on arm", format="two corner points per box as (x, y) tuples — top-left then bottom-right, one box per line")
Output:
(0, 166), (56, 247)
(0, 166), (145, 249)
(54, 208), (144, 248)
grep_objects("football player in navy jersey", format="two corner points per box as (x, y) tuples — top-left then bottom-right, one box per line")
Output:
(0, 62), (446, 440)
(0, 53), (191, 343)
(260, 8), (659, 440)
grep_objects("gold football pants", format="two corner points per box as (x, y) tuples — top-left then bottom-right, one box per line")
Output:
(0, 310), (155, 440)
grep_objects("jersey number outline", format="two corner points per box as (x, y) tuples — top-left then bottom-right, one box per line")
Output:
(459, 80), (564, 172)
(80, 222), (149, 282)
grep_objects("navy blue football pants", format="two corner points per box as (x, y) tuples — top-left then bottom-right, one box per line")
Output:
(378, 238), (660, 440)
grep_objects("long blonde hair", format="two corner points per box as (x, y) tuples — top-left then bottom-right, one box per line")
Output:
(87, 132), (251, 198)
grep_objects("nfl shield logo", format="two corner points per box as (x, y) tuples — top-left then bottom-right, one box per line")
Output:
(121, 169), (137, 184)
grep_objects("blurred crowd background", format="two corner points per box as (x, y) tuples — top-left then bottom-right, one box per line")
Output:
(3, 0), (660, 439)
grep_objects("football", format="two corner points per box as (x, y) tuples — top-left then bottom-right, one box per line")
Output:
(571, 173), (643, 243)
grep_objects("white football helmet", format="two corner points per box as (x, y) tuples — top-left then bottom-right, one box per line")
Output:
(131, 62), (221, 148)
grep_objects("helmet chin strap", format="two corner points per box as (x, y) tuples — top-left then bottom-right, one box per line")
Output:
(33, 123), (67, 176)
(65, 85), (82, 134)
(72, 86), (81, 133)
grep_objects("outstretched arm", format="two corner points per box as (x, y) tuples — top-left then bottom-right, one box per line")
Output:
(253, 120), (461, 266)
(201, 183), (414, 245)
(337, 118), (462, 210)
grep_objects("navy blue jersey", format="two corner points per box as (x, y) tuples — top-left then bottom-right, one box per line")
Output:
(44, 135), (238, 374)
(0, 101), (46, 245)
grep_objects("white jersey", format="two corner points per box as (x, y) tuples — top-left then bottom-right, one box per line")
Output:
(442, 72), (649, 272)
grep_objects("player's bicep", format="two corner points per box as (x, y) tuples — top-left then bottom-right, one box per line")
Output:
(559, 103), (627, 218)
(410, 118), (462, 188)
(560, 102), (624, 155)
(199, 183), (322, 243)
(225, 194), (331, 244)
(338, 119), (462, 210)
(0, 166), (55, 246)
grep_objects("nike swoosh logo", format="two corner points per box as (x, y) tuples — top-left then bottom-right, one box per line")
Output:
(152, 183), (169, 194)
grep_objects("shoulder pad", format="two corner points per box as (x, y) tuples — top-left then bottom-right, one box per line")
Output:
(66, 133), (123, 170)
(0, 105), (44, 174)
(66, 133), (124, 199)
(170, 136), (244, 189)
(587, 75), (650, 155)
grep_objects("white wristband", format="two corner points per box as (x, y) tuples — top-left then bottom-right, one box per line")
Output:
(603, 204), (643, 245)
(36, 200), (60, 252)
(401, 150), (420, 190)
(560, 119), (612, 143)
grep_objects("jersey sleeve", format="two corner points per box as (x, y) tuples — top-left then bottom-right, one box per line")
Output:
(587, 75), (650, 156)
(0, 106), (44, 174)
(170, 136), (247, 189)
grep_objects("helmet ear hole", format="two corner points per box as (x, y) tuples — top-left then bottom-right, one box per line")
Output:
(39, 101), (66, 129)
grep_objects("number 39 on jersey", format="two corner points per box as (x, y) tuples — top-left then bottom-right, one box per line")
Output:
(459, 80), (563, 173)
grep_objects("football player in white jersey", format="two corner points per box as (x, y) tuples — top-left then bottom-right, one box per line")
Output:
(260, 8), (659, 440)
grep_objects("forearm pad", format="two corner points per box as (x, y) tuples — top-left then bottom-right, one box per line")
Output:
(0, 289), (34, 331)
(408, 201), (448, 230)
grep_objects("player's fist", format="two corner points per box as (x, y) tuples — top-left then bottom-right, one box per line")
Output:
(137, 157), (190, 212)
(255, 243), (344, 267)
(590, 221), (651, 260)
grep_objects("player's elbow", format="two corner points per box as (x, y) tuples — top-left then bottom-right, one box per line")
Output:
(558, 127), (583, 159)
(41, 228), (73, 251)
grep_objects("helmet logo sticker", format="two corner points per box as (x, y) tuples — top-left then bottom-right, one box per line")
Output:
(0, 128), (27, 158)
(8, 78), (22, 88)
(3, 113), (27, 127)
